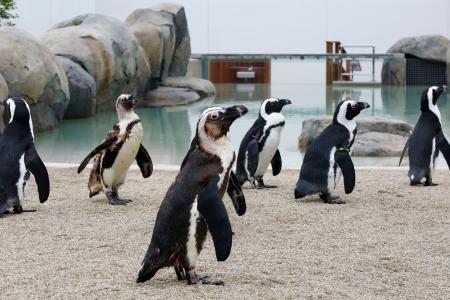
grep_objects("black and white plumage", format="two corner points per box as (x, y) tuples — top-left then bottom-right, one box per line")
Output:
(235, 97), (291, 189)
(399, 85), (450, 185)
(77, 94), (153, 205)
(0, 97), (49, 214)
(294, 100), (370, 204)
(137, 105), (247, 285)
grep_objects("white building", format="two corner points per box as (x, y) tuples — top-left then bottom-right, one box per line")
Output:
(12, 0), (450, 83)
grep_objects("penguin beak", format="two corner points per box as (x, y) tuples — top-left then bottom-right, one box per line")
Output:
(279, 99), (292, 106)
(129, 95), (137, 105)
(222, 105), (248, 121)
(438, 85), (447, 94)
(356, 102), (370, 110)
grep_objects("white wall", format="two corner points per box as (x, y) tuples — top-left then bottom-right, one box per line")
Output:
(12, 0), (450, 83)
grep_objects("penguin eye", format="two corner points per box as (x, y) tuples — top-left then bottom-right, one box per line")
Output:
(210, 114), (218, 120)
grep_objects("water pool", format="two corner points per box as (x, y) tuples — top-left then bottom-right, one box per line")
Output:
(35, 84), (450, 168)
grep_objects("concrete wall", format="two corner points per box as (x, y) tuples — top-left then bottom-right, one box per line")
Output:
(12, 0), (450, 83)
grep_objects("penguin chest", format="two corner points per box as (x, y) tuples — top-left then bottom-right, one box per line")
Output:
(102, 122), (143, 186)
(255, 126), (282, 177)
(215, 141), (235, 192)
(430, 137), (438, 173)
(16, 153), (30, 204)
(327, 147), (341, 193)
(186, 196), (200, 266)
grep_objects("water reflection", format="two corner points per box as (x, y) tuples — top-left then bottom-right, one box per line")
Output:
(35, 84), (450, 167)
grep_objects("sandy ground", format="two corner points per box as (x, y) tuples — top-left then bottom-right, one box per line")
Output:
(1, 168), (449, 299)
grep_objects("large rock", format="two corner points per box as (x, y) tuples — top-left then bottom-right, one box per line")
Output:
(298, 116), (412, 156)
(126, 8), (176, 85)
(0, 73), (8, 101)
(0, 27), (70, 131)
(42, 14), (151, 111)
(140, 86), (201, 107)
(153, 3), (191, 77)
(0, 73), (8, 133)
(57, 56), (96, 118)
(140, 77), (215, 107)
(382, 35), (450, 85)
(352, 132), (408, 156)
(162, 77), (215, 98)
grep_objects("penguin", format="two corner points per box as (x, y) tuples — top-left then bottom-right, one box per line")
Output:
(399, 85), (450, 185)
(137, 105), (248, 285)
(77, 94), (153, 205)
(235, 97), (291, 189)
(294, 100), (370, 204)
(0, 97), (49, 214)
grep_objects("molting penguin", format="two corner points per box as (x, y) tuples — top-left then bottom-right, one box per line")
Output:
(77, 94), (153, 205)
(294, 100), (370, 204)
(0, 97), (49, 214)
(399, 85), (450, 185)
(137, 105), (247, 285)
(235, 97), (291, 189)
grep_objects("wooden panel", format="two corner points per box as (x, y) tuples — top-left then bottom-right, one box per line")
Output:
(209, 60), (271, 84)
(326, 41), (342, 85)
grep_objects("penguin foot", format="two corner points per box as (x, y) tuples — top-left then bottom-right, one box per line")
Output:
(320, 194), (346, 204)
(424, 180), (438, 186)
(106, 190), (132, 205)
(256, 178), (277, 189)
(190, 273), (224, 286)
(13, 205), (36, 213)
(108, 198), (130, 205)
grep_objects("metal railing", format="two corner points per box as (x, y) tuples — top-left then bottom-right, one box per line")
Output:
(340, 45), (376, 82)
(191, 52), (404, 80)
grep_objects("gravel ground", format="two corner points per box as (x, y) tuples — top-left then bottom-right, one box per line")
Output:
(1, 168), (449, 299)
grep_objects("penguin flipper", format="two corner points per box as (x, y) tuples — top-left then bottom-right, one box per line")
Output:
(399, 137), (410, 166)
(77, 138), (116, 174)
(246, 139), (259, 176)
(198, 177), (232, 262)
(271, 149), (282, 176)
(25, 145), (50, 203)
(436, 131), (450, 169)
(136, 144), (153, 178)
(335, 150), (355, 194)
(226, 171), (246, 216)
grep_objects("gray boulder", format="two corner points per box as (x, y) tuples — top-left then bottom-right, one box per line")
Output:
(57, 56), (96, 118)
(162, 77), (215, 98)
(298, 116), (412, 156)
(353, 132), (408, 157)
(125, 8), (176, 84)
(140, 86), (201, 107)
(382, 35), (450, 85)
(0, 27), (70, 131)
(0, 73), (7, 133)
(153, 3), (191, 77)
(42, 14), (151, 111)
(0, 73), (8, 101)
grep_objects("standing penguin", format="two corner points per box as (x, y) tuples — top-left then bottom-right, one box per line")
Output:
(77, 94), (153, 205)
(137, 105), (248, 285)
(294, 100), (370, 204)
(0, 97), (49, 214)
(235, 97), (291, 189)
(399, 85), (450, 185)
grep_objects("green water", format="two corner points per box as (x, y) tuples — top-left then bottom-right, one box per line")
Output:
(35, 84), (450, 168)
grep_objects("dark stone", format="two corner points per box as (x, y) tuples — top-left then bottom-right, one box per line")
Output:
(57, 56), (96, 118)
